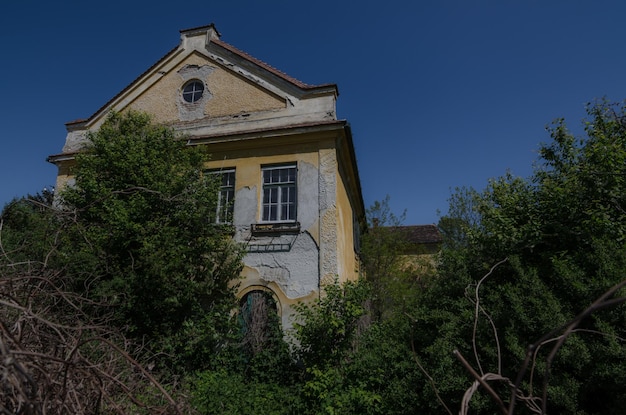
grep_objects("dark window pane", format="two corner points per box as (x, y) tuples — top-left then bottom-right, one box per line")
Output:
(263, 205), (269, 221)
(182, 80), (204, 103)
(269, 205), (277, 221)
(208, 169), (235, 223)
(261, 165), (296, 222)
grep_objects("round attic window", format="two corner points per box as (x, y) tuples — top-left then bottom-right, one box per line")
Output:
(181, 80), (204, 103)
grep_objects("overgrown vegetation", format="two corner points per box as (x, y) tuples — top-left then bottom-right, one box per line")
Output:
(2, 102), (626, 413)
(0, 111), (245, 413)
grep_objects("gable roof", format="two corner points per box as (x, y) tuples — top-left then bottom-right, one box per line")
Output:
(50, 24), (364, 223)
(66, 23), (338, 128)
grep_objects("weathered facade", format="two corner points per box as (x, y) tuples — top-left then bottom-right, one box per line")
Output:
(48, 24), (364, 330)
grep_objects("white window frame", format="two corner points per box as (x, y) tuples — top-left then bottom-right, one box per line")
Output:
(261, 164), (297, 223)
(209, 169), (235, 224)
(181, 79), (205, 103)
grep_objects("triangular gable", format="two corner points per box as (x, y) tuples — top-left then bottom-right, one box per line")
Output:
(59, 24), (339, 154)
(130, 51), (286, 124)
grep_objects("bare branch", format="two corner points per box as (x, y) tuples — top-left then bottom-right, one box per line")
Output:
(466, 257), (508, 375)
(0, 261), (186, 414)
(508, 278), (626, 414)
(454, 349), (508, 415)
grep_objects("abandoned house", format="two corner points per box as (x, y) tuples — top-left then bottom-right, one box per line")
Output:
(47, 24), (439, 332)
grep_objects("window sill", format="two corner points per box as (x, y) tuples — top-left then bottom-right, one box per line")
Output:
(251, 222), (300, 235)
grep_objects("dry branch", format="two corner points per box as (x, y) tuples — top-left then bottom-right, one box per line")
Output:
(0, 259), (184, 414)
(455, 260), (626, 414)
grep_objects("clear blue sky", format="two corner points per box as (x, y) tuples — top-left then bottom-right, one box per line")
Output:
(2, 0), (626, 225)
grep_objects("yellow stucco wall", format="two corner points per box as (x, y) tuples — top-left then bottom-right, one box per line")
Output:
(204, 131), (360, 314)
(204, 59), (285, 118)
(127, 63), (180, 123)
(204, 141), (319, 227)
(205, 137), (324, 330)
(335, 165), (359, 283)
(129, 53), (285, 124)
(53, 160), (76, 194)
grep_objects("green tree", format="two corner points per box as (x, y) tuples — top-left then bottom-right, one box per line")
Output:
(0, 196), (188, 413)
(0, 188), (58, 264)
(59, 111), (244, 371)
(360, 196), (433, 322)
(420, 99), (626, 413)
(293, 279), (369, 370)
(292, 279), (383, 414)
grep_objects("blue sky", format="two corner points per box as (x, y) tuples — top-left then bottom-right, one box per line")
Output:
(2, 1), (626, 225)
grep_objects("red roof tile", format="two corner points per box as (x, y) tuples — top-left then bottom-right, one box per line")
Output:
(211, 38), (337, 92)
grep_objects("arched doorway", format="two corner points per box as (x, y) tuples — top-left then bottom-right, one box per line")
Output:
(239, 290), (281, 356)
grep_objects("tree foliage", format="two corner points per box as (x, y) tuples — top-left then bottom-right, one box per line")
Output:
(0, 111), (246, 412)
(0, 194), (188, 413)
(424, 99), (626, 413)
(59, 111), (244, 363)
(293, 279), (369, 369)
(360, 196), (435, 322)
(4, 100), (626, 413)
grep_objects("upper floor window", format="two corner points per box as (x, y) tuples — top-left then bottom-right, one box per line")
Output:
(182, 80), (204, 103)
(209, 169), (235, 224)
(262, 164), (296, 222)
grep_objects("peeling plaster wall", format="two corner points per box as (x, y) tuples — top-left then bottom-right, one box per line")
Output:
(318, 147), (338, 286)
(205, 145), (333, 331)
(176, 64), (215, 121)
(129, 53), (285, 124)
(57, 35), (337, 160)
(243, 232), (319, 299)
(233, 184), (257, 225)
(296, 161), (320, 232)
(235, 224), (320, 333)
(227, 153), (321, 298)
(62, 130), (88, 154)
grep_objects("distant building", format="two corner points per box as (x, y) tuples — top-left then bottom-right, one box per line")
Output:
(48, 24), (364, 331)
(388, 225), (443, 255)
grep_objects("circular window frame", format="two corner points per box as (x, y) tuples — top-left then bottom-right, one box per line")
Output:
(181, 79), (205, 103)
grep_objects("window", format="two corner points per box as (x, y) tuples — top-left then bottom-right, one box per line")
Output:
(239, 290), (280, 356)
(262, 164), (296, 222)
(210, 169), (235, 224)
(181, 80), (204, 103)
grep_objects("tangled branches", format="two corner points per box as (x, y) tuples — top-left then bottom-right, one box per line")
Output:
(454, 260), (626, 415)
(0, 262), (183, 414)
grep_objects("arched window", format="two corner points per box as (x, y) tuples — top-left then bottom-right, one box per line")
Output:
(239, 290), (280, 356)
